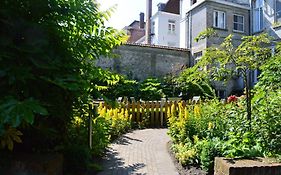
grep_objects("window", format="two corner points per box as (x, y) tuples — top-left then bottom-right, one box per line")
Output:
(253, 0), (264, 32)
(168, 20), (176, 34)
(233, 14), (244, 32)
(194, 51), (203, 65)
(213, 10), (226, 29)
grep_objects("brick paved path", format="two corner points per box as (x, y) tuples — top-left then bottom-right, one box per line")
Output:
(97, 129), (179, 175)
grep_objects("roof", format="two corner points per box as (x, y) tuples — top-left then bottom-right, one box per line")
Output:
(187, 0), (250, 13)
(164, 0), (180, 14)
(128, 20), (140, 27)
(124, 43), (189, 52)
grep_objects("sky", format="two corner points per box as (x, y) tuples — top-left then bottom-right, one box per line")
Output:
(97, 0), (168, 30)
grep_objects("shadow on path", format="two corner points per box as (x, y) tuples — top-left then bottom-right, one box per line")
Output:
(97, 129), (178, 175)
(98, 147), (146, 175)
(114, 135), (143, 145)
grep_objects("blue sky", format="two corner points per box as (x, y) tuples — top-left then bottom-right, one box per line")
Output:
(97, 0), (168, 29)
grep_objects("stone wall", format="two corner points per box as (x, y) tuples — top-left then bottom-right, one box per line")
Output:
(96, 44), (190, 81)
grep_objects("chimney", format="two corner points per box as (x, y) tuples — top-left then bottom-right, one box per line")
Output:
(139, 12), (145, 29)
(157, 3), (166, 11)
(145, 0), (152, 44)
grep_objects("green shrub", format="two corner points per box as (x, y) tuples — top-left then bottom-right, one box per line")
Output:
(139, 78), (165, 100)
(168, 96), (280, 172)
(91, 104), (132, 155)
(196, 138), (222, 171)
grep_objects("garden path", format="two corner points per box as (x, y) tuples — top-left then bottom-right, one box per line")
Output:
(97, 129), (179, 175)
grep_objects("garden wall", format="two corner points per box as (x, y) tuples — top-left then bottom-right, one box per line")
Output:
(96, 43), (190, 81)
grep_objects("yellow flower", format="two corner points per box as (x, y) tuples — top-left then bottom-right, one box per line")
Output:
(125, 109), (129, 119)
(167, 107), (171, 118)
(98, 102), (103, 113)
(99, 106), (106, 117)
(171, 103), (176, 118)
(108, 109), (113, 117)
(194, 105), (201, 117)
(193, 135), (199, 143)
(208, 122), (214, 130)
(120, 108), (124, 116)
(184, 107), (189, 120)
(113, 109), (118, 119)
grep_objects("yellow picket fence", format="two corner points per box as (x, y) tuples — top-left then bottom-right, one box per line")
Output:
(97, 100), (195, 128)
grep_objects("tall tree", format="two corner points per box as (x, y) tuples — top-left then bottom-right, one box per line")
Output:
(185, 31), (271, 128)
(0, 0), (126, 150)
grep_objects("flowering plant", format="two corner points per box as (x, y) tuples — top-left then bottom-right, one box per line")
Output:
(227, 95), (238, 103)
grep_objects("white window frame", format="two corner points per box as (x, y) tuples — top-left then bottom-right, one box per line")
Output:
(168, 20), (176, 34)
(213, 10), (226, 29)
(233, 14), (244, 32)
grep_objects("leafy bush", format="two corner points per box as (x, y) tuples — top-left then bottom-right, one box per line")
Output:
(105, 79), (139, 100)
(139, 78), (165, 100)
(101, 77), (167, 101)
(63, 103), (132, 172)
(92, 103), (132, 155)
(252, 53), (281, 156)
(168, 53), (281, 173)
(168, 95), (280, 172)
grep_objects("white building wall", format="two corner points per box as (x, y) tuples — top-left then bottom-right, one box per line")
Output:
(151, 15), (159, 44)
(180, 18), (187, 48)
(151, 11), (181, 47)
(180, 0), (189, 48)
(181, 0), (191, 16)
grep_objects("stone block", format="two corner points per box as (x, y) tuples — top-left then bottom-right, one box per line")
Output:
(214, 157), (281, 175)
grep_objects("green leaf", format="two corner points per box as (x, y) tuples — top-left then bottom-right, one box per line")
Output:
(23, 108), (35, 124)
(27, 100), (48, 116)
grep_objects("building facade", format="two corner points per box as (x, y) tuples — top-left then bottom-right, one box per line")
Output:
(179, 0), (250, 97)
(150, 9), (181, 47)
(124, 13), (146, 43)
(252, 0), (281, 39)
(122, 0), (281, 98)
(180, 0), (250, 59)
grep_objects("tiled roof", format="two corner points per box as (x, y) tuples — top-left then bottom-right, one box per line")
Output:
(164, 0), (180, 14)
(124, 43), (189, 52)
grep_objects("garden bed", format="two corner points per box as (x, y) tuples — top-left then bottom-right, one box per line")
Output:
(168, 141), (208, 175)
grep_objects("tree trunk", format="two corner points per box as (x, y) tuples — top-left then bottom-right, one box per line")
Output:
(244, 69), (252, 130)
